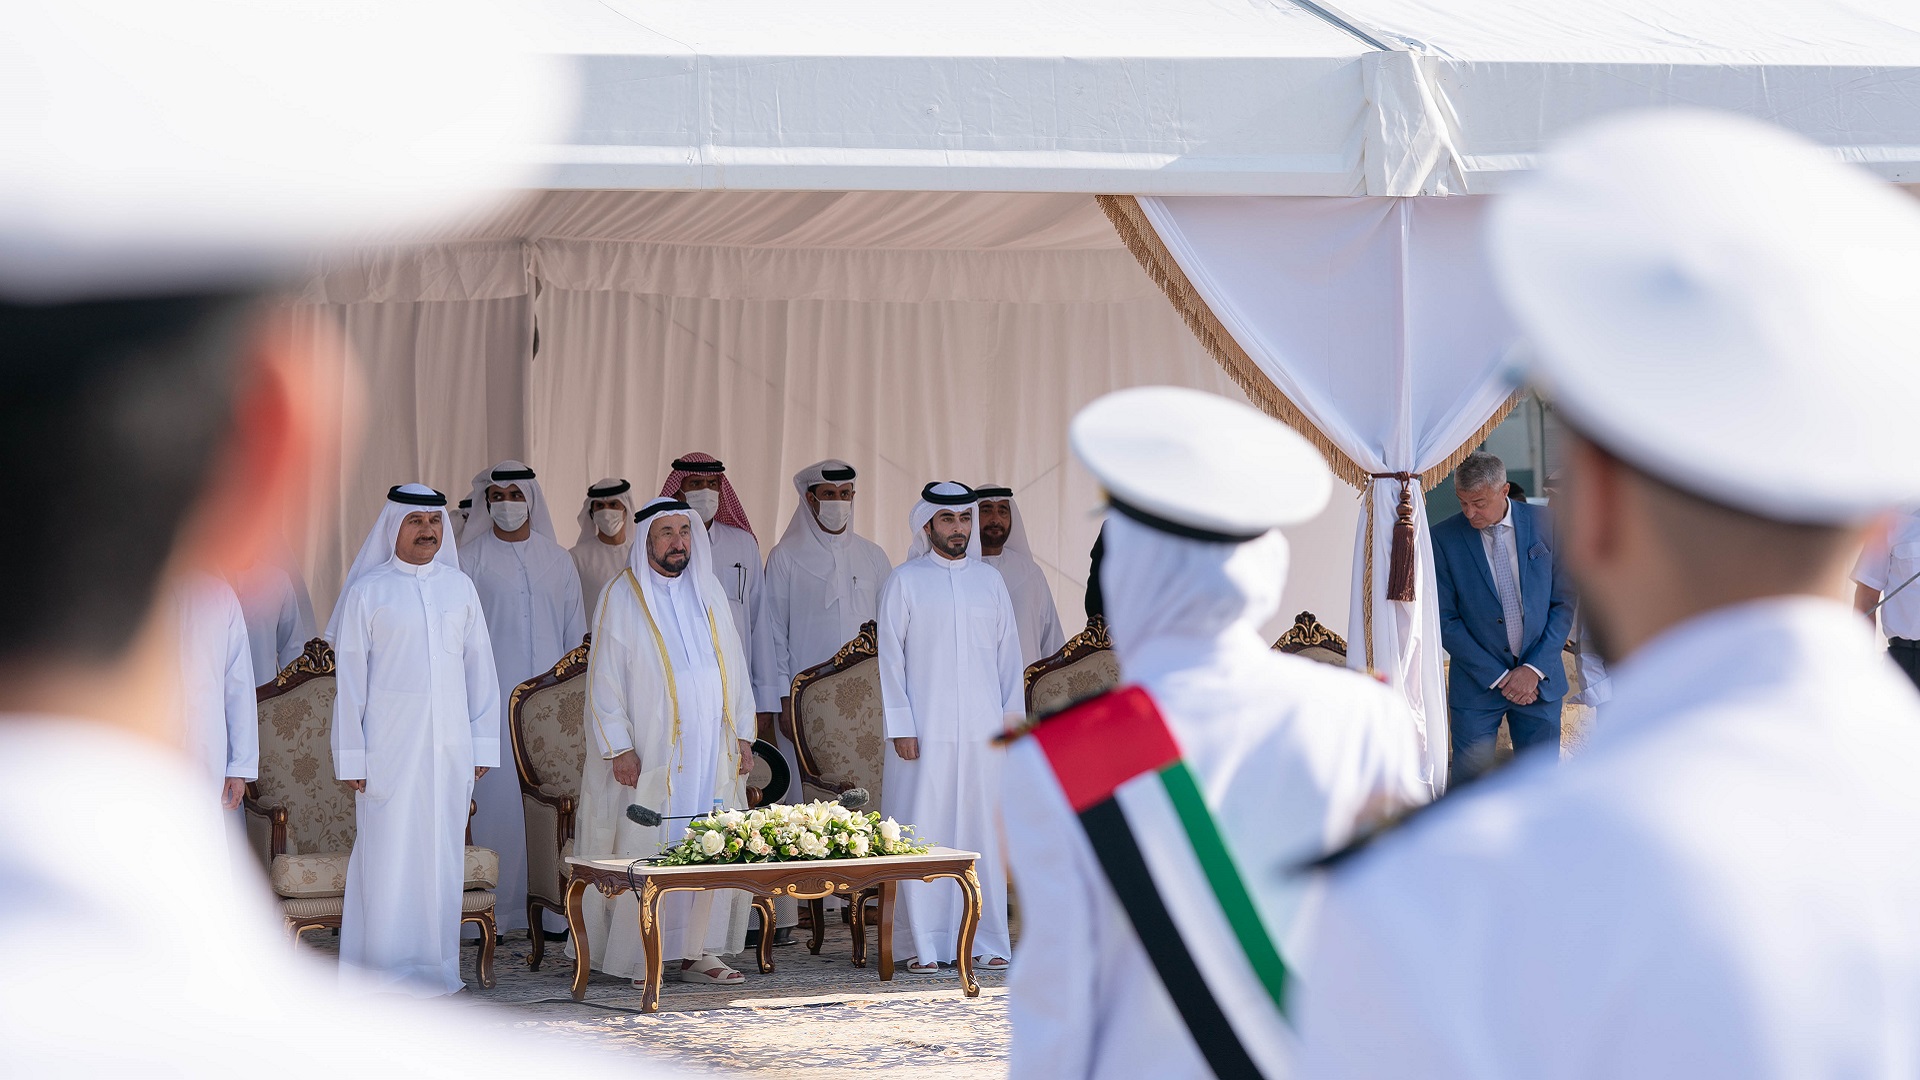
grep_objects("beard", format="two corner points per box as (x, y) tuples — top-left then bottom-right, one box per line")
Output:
(654, 548), (690, 575)
(981, 524), (1009, 547)
(936, 531), (969, 557)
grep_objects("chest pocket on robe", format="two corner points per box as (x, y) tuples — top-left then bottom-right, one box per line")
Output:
(969, 611), (999, 650)
(441, 609), (468, 655)
(1892, 541), (1920, 578)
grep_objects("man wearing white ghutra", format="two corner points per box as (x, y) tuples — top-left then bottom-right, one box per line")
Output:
(574, 497), (757, 987)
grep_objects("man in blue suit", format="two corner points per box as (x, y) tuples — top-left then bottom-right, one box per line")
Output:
(1433, 452), (1575, 780)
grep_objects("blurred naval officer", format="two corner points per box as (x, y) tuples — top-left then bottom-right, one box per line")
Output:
(1297, 111), (1920, 1079)
(1004, 387), (1424, 1080)
(0, 2), (682, 1075)
(1853, 506), (1920, 690)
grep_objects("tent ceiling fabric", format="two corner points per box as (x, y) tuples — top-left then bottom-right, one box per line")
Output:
(520, 0), (1920, 195)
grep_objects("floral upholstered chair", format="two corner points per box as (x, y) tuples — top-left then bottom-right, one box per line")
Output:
(507, 636), (590, 972)
(1273, 610), (1348, 667)
(243, 638), (502, 988)
(788, 622), (887, 958)
(1023, 615), (1120, 720)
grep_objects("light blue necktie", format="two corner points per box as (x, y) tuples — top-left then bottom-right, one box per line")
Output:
(1491, 523), (1524, 657)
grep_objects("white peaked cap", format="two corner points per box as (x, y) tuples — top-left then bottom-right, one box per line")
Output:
(1070, 386), (1332, 540)
(0, 0), (572, 302)
(1491, 109), (1920, 524)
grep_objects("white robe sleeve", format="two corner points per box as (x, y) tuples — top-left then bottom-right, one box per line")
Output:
(741, 544), (765, 687)
(878, 574), (915, 739)
(994, 580), (1025, 719)
(1034, 587), (1066, 663)
(752, 553), (791, 712)
(586, 582), (638, 759)
(463, 590), (502, 770)
(1004, 741), (1099, 1079)
(223, 602), (258, 780)
(276, 582), (310, 671)
(561, 558), (588, 653)
(332, 588), (372, 781)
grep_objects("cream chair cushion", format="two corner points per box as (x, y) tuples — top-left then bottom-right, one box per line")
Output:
(1290, 645), (1348, 667)
(518, 679), (587, 799)
(1028, 650), (1121, 719)
(796, 657), (886, 808)
(270, 846), (499, 900)
(254, 673), (354, 856)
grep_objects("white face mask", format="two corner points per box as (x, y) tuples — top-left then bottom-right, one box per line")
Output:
(592, 507), (627, 538)
(488, 500), (530, 532)
(813, 498), (853, 533)
(684, 488), (721, 524)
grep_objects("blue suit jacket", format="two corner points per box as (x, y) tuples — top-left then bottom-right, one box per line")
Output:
(1431, 500), (1576, 711)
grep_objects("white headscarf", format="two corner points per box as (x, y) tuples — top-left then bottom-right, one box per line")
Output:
(628, 497), (727, 669)
(1099, 512), (1288, 673)
(325, 483), (460, 641)
(629, 496), (716, 584)
(573, 477), (635, 547)
(906, 481), (982, 562)
(461, 459), (556, 546)
(974, 483), (1032, 556)
(779, 459), (862, 609)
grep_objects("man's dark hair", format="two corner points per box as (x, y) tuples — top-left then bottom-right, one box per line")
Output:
(0, 293), (256, 664)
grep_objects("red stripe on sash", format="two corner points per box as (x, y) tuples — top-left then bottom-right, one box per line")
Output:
(1031, 685), (1181, 813)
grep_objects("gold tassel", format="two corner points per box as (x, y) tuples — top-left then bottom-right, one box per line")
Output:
(1386, 476), (1417, 602)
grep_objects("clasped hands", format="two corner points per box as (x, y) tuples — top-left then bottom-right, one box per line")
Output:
(1496, 665), (1543, 705)
(607, 742), (754, 788)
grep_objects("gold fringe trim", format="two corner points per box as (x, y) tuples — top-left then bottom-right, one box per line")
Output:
(1420, 391), (1524, 491)
(1097, 194), (1371, 491)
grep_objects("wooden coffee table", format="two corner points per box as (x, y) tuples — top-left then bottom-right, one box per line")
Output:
(564, 846), (983, 1012)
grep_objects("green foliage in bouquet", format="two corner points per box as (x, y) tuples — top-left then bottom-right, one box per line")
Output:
(658, 800), (933, 866)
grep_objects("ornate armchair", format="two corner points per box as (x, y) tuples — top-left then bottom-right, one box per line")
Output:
(788, 622), (886, 958)
(507, 637), (590, 972)
(244, 638), (501, 988)
(1274, 611), (1348, 666)
(1023, 615), (1119, 719)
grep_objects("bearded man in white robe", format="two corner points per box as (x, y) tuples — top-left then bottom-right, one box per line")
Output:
(173, 572), (258, 812)
(576, 497), (757, 986)
(879, 481), (1023, 971)
(570, 477), (635, 612)
(330, 485), (501, 997)
(460, 460), (587, 935)
(975, 485), (1065, 668)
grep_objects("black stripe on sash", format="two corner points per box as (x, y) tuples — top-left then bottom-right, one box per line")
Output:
(1079, 798), (1266, 1080)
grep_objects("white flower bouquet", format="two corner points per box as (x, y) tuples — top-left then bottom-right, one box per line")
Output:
(657, 800), (932, 866)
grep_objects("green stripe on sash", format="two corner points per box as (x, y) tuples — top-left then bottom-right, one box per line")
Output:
(1157, 761), (1290, 1016)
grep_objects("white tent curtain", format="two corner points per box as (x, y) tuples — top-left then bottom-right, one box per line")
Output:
(1136, 195), (1521, 791)
(292, 193), (1365, 642)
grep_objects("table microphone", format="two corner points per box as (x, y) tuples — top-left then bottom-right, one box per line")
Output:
(626, 787), (870, 828)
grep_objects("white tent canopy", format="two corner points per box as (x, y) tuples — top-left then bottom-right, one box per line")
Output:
(525, 0), (1920, 195)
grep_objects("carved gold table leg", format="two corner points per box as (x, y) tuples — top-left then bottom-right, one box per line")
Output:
(877, 879), (896, 981)
(806, 897), (826, 955)
(753, 896), (777, 974)
(638, 878), (665, 1014)
(565, 876), (592, 1001)
(951, 865), (982, 998)
(851, 886), (869, 968)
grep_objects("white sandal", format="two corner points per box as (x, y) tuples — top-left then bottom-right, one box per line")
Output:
(905, 957), (941, 974)
(676, 954), (744, 985)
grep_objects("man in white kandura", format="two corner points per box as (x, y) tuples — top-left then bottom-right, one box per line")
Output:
(576, 497), (757, 986)
(461, 460), (587, 937)
(172, 572), (259, 816)
(330, 485), (500, 996)
(660, 453), (763, 662)
(1002, 387), (1425, 1080)
(571, 477), (636, 612)
(880, 481), (1023, 973)
(1297, 111), (1920, 1079)
(975, 484), (1065, 668)
(229, 555), (313, 690)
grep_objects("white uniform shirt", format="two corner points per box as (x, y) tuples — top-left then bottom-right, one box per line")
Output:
(753, 527), (893, 710)
(174, 572), (258, 788)
(0, 718), (685, 1075)
(1004, 638), (1424, 1080)
(1297, 598), (1920, 1080)
(1853, 510), (1920, 639)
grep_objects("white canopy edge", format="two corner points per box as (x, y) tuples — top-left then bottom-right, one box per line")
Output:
(521, 0), (1920, 195)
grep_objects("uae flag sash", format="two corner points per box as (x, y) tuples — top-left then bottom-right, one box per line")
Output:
(1031, 685), (1291, 1080)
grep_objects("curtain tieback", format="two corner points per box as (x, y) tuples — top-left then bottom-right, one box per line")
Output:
(1369, 473), (1418, 603)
